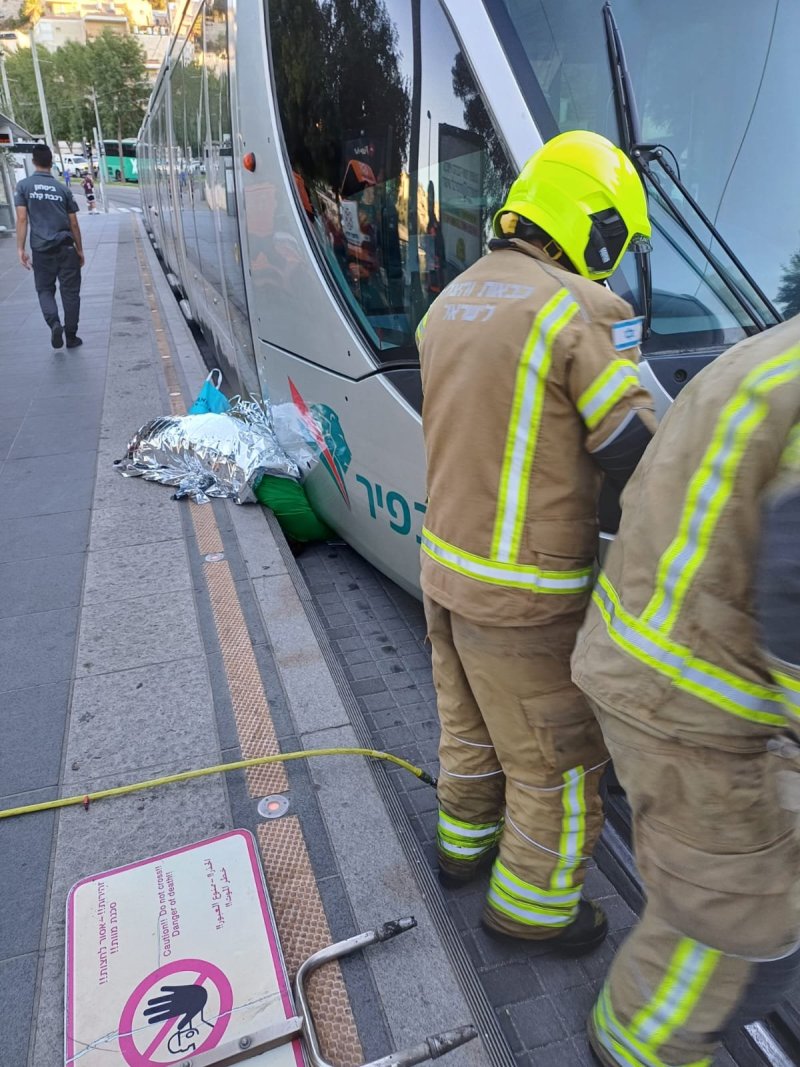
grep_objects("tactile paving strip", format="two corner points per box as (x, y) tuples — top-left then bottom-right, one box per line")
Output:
(259, 818), (364, 1067)
(135, 229), (364, 1067)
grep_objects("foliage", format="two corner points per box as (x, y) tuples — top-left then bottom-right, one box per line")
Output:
(776, 247), (800, 319)
(451, 49), (515, 214)
(0, 0), (40, 31)
(2, 30), (148, 147)
(268, 0), (410, 192)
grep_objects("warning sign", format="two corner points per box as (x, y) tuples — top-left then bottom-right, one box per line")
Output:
(65, 831), (304, 1066)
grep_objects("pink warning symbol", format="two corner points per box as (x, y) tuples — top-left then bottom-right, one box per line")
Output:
(118, 958), (233, 1066)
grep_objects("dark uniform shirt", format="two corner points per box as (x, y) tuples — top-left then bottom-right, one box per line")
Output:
(14, 173), (78, 252)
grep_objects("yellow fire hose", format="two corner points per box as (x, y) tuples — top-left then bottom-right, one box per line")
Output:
(0, 748), (438, 821)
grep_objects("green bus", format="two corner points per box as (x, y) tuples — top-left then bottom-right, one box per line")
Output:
(102, 139), (138, 182)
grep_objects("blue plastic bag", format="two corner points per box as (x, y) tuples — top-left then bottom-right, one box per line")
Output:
(189, 369), (229, 415)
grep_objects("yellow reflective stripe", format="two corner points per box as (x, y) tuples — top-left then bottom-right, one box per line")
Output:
(774, 669), (800, 721)
(492, 859), (581, 907)
(491, 289), (578, 563)
(487, 885), (575, 927)
(631, 939), (721, 1050)
(550, 767), (586, 891)
(594, 574), (785, 726)
(642, 348), (800, 634)
(437, 811), (502, 859)
(438, 811), (501, 839)
(578, 359), (640, 430)
(593, 987), (713, 1067)
(421, 527), (593, 594)
(781, 423), (800, 470)
(775, 669), (800, 694)
(415, 310), (429, 345)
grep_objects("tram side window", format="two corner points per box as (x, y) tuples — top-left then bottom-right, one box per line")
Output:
(205, 3), (246, 317)
(268, 0), (515, 360)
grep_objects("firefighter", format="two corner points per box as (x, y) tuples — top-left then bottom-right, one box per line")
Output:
(571, 316), (800, 1063)
(416, 130), (655, 953)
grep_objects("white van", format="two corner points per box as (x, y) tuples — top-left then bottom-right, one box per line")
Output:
(55, 154), (90, 178)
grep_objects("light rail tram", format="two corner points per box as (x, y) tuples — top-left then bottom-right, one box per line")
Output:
(138, 4), (799, 1062)
(138, 0), (795, 597)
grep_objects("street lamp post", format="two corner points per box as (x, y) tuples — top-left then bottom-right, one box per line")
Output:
(0, 49), (14, 122)
(29, 31), (56, 156)
(91, 89), (109, 213)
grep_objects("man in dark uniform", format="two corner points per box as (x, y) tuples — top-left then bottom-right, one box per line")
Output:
(15, 144), (84, 349)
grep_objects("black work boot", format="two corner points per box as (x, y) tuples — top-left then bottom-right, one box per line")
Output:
(482, 899), (608, 957)
(51, 323), (64, 348)
(66, 334), (83, 348)
(437, 846), (498, 890)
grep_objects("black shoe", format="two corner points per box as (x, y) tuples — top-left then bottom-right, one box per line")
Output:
(437, 846), (498, 890)
(481, 899), (608, 957)
(66, 335), (83, 348)
(51, 323), (64, 349)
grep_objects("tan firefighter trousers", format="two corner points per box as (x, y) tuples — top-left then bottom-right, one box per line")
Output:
(588, 696), (800, 1067)
(424, 595), (608, 935)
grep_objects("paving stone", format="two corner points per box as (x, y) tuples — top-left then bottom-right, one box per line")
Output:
(479, 962), (543, 1007)
(75, 587), (202, 677)
(0, 954), (38, 1067)
(0, 551), (86, 618)
(509, 996), (569, 1049)
(83, 537), (191, 604)
(0, 509), (89, 562)
(1, 682), (69, 796)
(64, 657), (219, 782)
(89, 497), (182, 551)
(8, 411), (102, 460)
(0, 606), (78, 692)
(0, 806), (56, 957)
(0, 450), (97, 519)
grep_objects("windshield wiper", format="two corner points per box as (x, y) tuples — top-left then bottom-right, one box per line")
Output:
(602, 1), (780, 334)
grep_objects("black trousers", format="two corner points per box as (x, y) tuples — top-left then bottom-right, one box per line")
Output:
(32, 242), (81, 335)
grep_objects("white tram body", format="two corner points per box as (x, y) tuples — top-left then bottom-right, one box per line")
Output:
(139, 0), (796, 596)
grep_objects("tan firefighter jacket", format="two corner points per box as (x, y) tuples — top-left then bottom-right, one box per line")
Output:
(416, 239), (655, 627)
(572, 313), (800, 740)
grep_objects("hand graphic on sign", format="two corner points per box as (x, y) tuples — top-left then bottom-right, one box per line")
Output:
(144, 983), (213, 1053)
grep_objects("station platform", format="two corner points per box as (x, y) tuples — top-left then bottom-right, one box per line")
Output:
(0, 214), (743, 1067)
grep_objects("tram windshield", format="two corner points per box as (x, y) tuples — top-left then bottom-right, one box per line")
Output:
(489, 0), (796, 352)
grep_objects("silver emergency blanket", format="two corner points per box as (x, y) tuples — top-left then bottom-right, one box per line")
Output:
(115, 398), (304, 504)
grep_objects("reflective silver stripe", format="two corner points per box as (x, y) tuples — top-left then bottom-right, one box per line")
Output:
(594, 579), (785, 724)
(551, 767), (585, 891)
(635, 943), (717, 1043)
(579, 362), (640, 429)
(450, 734), (496, 749)
(595, 988), (665, 1067)
(439, 841), (491, 858)
(487, 887), (573, 926)
(438, 814), (500, 840)
(493, 865), (580, 907)
(505, 812), (582, 860)
(494, 290), (578, 561)
(439, 767), (504, 780)
(421, 532), (592, 592)
(644, 353), (800, 633)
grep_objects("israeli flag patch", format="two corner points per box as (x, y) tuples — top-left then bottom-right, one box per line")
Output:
(611, 316), (644, 351)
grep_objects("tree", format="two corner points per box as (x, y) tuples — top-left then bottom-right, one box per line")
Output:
(88, 30), (149, 165)
(3, 30), (147, 158)
(268, 0), (410, 192)
(777, 247), (800, 319)
(451, 49), (515, 216)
